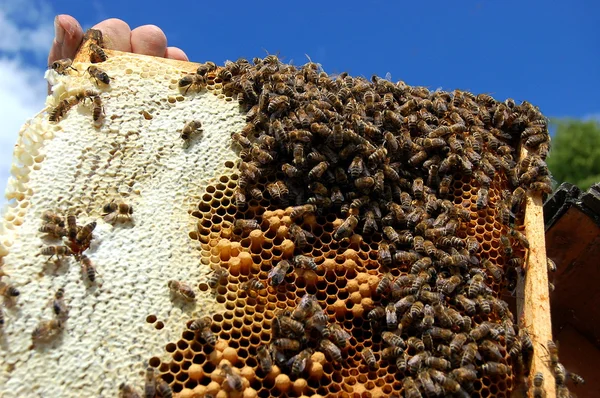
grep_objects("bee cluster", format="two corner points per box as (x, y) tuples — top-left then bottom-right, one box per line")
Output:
(137, 54), (570, 398)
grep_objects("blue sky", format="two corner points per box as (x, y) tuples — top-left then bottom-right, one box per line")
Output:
(0, 0), (599, 199)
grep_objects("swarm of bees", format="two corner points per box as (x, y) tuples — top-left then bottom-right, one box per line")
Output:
(167, 54), (563, 398)
(39, 210), (97, 283)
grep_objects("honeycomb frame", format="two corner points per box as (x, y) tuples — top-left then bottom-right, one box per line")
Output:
(0, 32), (557, 398)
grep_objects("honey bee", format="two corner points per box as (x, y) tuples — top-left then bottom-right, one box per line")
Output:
(155, 377), (173, 398)
(89, 43), (107, 63)
(450, 332), (468, 353)
(385, 302), (398, 329)
(144, 367), (156, 398)
(509, 228), (530, 249)
(41, 245), (72, 260)
(290, 204), (316, 220)
(118, 383), (141, 398)
(368, 147), (387, 164)
(289, 349), (312, 376)
(75, 221), (96, 245)
(67, 214), (78, 240)
(199, 328), (217, 346)
(240, 278), (266, 294)
(402, 376), (422, 398)
(476, 188), (489, 210)
(50, 58), (77, 74)
(452, 366), (477, 383)
(333, 215), (358, 240)
(272, 337), (301, 352)
(39, 223), (67, 238)
(234, 219), (260, 232)
(167, 280), (196, 301)
(87, 65), (110, 85)
(189, 316), (212, 332)
(482, 361), (509, 376)
(319, 338), (342, 362)
(500, 235), (513, 257)
(80, 255), (97, 282)
(569, 372), (585, 385)
(456, 294), (476, 315)
(178, 74), (206, 94)
(181, 120), (203, 141)
(31, 318), (63, 342)
(208, 267), (229, 288)
(292, 254), (317, 271)
(269, 260), (292, 286)
(91, 95), (104, 125)
(361, 348), (378, 370)
(308, 161), (329, 180)
(257, 345), (273, 373)
(49, 98), (76, 122)
(102, 200), (133, 223)
(42, 210), (65, 227)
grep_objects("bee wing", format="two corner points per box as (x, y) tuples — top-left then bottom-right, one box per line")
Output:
(103, 212), (118, 223)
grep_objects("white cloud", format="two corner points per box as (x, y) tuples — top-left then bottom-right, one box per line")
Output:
(0, 0), (53, 56)
(0, 0), (54, 200)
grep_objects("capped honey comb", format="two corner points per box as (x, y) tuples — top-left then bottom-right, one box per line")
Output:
(0, 33), (558, 398)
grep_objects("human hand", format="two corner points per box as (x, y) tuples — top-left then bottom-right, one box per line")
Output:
(48, 15), (189, 67)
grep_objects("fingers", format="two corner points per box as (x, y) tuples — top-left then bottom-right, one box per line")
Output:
(48, 15), (83, 65)
(165, 47), (189, 62)
(92, 18), (132, 52)
(131, 25), (167, 57)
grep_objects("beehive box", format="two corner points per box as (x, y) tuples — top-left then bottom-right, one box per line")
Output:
(0, 32), (565, 397)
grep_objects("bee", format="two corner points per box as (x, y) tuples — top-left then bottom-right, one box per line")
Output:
(178, 74), (206, 94)
(361, 348), (378, 369)
(31, 318), (63, 342)
(41, 245), (72, 260)
(290, 204), (316, 220)
(482, 362), (509, 376)
(67, 214), (77, 240)
(570, 372), (585, 385)
(167, 280), (196, 301)
(382, 331), (406, 348)
(509, 228), (530, 249)
(438, 175), (452, 198)
(456, 294), (476, 315)
(500, 235), (513, 257)
(42, 210), (65, 227)
(377, 243), (392, 268)
(469, 322), (491, 341)
(189, 316), (212, 332)
(119, 383), (141, 398)
(39, 223), (67, 238)
(208, 267), (229, 288)
(483, 259), (503, 282)
(269, 260), (292, 286)
(531, 372), (546, 398)
(319, 339), (342, 362)
(425, 356), (451, 371)
(467, 274), (486, 298)
(200, 328), (217, 346)
(368, 147), (387, 165)
(368, 306), (386, 322)
(476, 188), (489, 210)
(327, 323), (351, 348)
(102, 201), (133, 223)
(281, 163), (302, 179)
(50, 58), (77, 74)
(181, 120), (202, 141)
(234, 219), (260, 231)
(308, 161), (329, 180)
(144, 367), (156, 398)
(89, 43), (107, 63)
(333, 215), (358, 240)
(293, 255), (317, 271)
(290, 349), (312, 376)
(87, 65), (110, 85)
(450, 333), (468, 353)
(479, 339), (503, 361)
(460, 342), (480, 366)
(257, 345), (273, 373)
(80, 255), (97, 282)
(91, 95), (104, 125)
(409, 150), (428, 167)
(273, 337), (301, 352)
(289, 224), (314, 250)
(75, 221), (96, 245)
(49, 98), (76, 122)
(385, 302), (398, 329)
(403, 377), (422, 398)
(233, 188), (246, 208)
(156, 377), (173, 398)
(407, 350), (427, 373)
(240, 278), (266, 294)
(196, 61), (217, 76)
(452, 366), (478, 383)
(407, 336), (425, 352)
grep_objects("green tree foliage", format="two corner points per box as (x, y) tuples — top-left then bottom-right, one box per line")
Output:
(546, 119), (600, 190)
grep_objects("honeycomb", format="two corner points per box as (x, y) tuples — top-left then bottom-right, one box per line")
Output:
(0, 33), (556, 397)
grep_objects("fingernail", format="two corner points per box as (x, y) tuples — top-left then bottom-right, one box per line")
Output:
(54, 16), (65, 45)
